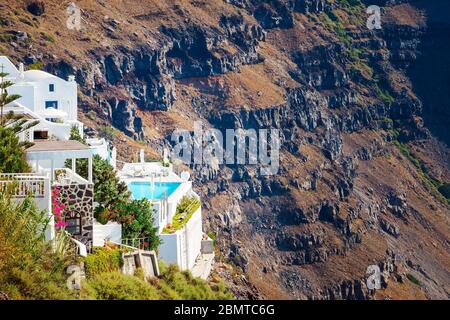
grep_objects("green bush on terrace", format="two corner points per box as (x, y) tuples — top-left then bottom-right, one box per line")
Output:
(81, 261), (232, 300)
(0, 190), (77, 300)
(163, 195), (201, 234)
(83, 246), (124, 278)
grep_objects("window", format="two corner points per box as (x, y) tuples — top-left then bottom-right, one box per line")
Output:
(66, 217), (82, 235)
(45, 101), (58, 109)
(49, 84), (55, 92)
(33, 130), (48, 140)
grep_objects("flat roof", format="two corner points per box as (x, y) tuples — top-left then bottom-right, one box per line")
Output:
(27, 140), (91, 152)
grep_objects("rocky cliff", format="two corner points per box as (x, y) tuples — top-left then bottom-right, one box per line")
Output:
(1, 0), (449, 299)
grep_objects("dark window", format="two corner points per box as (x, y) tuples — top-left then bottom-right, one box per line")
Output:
(66, 217), (82, 235)
(33, 130), (48, 140)
(49, 84), (55, 92)
(45, 101), (58, 109)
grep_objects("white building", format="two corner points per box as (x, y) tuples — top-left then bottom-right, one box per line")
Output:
(0, 56), (117, 252)
(119, 161), (214, 277)
(0, 56), (82, 138)
(1, 56), (114, 165)
(0, 56), (211, 278)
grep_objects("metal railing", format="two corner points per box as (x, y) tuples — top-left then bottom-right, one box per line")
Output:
(121, 237), (152, 251)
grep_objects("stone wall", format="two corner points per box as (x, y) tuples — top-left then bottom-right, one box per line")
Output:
(59, 183), (94, 248)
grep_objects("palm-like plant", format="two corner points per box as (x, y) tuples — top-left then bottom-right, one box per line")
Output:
(0, 67), (21, 126)
(0, 67), (39, 172)
(0, 67), (39, 149)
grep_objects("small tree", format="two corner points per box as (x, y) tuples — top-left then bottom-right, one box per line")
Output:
(102, 199), (161, 250)
(69, 125), (86, 144)
(0, 127), (31, 173)
(0, 67), (21, 126)
(0, 68), (38, 173)
(74, 154), (130, 210)
(65, 126), (87, 171)
(0, 188), (76, 299)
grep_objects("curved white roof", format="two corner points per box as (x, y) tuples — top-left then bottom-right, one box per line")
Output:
(0, 56), (20, 78)
(23, 69), (58, 82)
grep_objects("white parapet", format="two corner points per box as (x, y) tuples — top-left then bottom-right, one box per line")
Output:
(0, 173), (54, 241)
(92, 220), (122, 247)
(158, 206), (203, 271)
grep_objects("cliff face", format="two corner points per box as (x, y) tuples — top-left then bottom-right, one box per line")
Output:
(1, 0), (449, 299)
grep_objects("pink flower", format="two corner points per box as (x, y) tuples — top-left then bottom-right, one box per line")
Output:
(55, 220), (68, 228)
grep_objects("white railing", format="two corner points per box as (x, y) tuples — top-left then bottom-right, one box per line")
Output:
(108, 241), (138, 252)
(71, 237), (88, 257)
(53, 168), (90, 186)
(0, 173), (48, 198)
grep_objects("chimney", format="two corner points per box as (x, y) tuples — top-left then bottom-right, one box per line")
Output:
(68, 75), (75, 82)
(19, 63), (25, 80)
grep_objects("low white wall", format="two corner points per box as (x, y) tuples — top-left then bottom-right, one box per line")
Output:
(158, 207), (202, 271)
(87, 138), (109, 161)
(92, 222), (122, 247)
(185, 206), (202, 270)
(159, 233), (180, 267)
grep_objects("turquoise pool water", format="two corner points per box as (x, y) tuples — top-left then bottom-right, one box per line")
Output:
(129, 181), (181, 200)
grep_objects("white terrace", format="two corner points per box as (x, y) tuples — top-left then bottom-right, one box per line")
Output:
(26, 140), (93, 184)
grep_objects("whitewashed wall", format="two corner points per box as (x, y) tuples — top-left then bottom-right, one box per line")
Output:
(158, 207), (202, 270)
(92, 222), (122, 247)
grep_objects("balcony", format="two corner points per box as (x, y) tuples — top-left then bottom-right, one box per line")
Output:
(0, 173), (53, 241)
(0, 173), (49, 198)
(53, 168), (90, 186)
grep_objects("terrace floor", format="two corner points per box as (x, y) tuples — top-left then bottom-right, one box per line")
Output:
(191, 253), (215, 280)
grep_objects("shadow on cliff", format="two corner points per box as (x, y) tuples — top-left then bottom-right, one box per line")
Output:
(406, 0), (450, 146)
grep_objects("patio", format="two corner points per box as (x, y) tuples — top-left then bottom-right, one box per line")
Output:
(26, 140), (93, 184)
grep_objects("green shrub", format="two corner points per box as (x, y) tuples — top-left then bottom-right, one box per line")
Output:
(0, 127), (31, 173)
(98, 125), (117, 140)
(41, 32), (56, 43)
(84, 247), (123, 278)
(158, 263), (232, 300)
(207, 231), (217, 244)
(73, 154), (130, 210)
(82, 272), (161, 300)
(374, 82), (395, 104)
(106, 199), (161, 250)
(81, 262), (232, 300)
(406, 273), (421, 286)
(0, 191), (76, 299)
(28, 61), (44, 70)
(163, 196), (201, 233)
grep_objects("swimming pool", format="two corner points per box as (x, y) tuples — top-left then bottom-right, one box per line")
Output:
(129, 181), (182, 200)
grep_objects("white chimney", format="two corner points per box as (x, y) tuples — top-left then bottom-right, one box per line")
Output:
(19, 63), (24, 80)
(140, 149), (145, 163)
(163, 147), (169, 163)
(68, 75), (75, 82)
